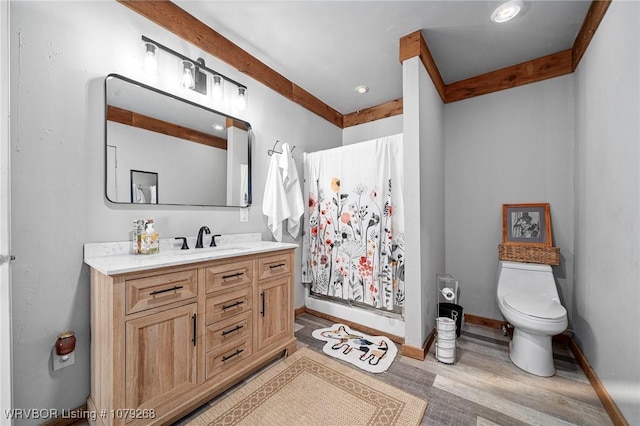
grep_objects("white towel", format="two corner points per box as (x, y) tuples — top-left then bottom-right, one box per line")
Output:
(262, 152), (289, 241)
(278, 143), (304, 238)
(262, 143), (304, 241)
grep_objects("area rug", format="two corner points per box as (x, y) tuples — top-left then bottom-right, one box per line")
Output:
(186, 347), (426, 426)
(312, 324), (398, 373)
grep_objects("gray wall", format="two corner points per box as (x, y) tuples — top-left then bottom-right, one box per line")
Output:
(342, 115), (403, 145)
(444, 75), (576, 321)
(574, 1), (640, 423)
(9, 1), (340, 422)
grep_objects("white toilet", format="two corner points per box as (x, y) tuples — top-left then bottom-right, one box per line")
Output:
(496, 261), (568, 377)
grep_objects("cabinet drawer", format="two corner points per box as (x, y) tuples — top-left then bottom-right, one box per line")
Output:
(205, 337), (252, 381)
(257, 253), (291, 281)
(126, 270), (197, 314)
(205, 260), (253, 294)
(205, 286), (252, 324)
(205, 311), (252, 352)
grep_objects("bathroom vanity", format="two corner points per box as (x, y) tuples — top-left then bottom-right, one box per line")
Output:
(84, 237), (297, 425)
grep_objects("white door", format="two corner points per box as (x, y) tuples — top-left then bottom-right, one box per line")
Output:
(0, 0), (13, 423)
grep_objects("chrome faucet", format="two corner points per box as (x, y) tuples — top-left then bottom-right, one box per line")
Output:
(196, 226), (211, 248)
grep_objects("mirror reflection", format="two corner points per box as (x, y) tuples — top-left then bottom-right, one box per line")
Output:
(105, 74), (252, 207)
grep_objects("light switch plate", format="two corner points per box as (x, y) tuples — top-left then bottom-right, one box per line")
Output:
(240, 208), (249, 222)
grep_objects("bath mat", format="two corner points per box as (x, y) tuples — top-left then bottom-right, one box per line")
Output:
(312, 323), (397, 373)
(185, 347), (426, 426)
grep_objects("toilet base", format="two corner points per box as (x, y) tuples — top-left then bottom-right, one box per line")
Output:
(509, 327), (556, 377)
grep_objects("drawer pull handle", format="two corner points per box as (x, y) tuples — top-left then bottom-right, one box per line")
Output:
(149, 285), (184, 296)
(221, 325), (244, 337)
(192, 313), (197, 347)
(221, 349), (244, 362)
(222, 272), (244, 280)
(269, 263), (285, 270)
(222, 300), (244, 311)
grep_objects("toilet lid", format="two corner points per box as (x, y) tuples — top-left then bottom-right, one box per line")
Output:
(503, 293), (566, 320)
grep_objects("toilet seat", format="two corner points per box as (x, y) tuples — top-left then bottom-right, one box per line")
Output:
(503, 293), (566, 320)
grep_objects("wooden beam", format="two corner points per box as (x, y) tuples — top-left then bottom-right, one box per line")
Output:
(117, 0), (343, 128)
(399, 30), (446, 102)
(572, 0), (612, 71)
(343, 98), (403, 128)
(292, 84), (343, 128)
(107, 105), (227, 150)
(225, 117), (248, 132)
(445, 49), (572, 103)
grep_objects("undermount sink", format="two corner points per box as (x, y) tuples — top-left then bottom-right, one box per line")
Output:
(176, 245), (245, 255)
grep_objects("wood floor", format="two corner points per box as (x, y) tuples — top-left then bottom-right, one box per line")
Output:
(177, 313), (613, 425)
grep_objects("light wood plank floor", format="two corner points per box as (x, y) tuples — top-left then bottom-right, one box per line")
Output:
(177, 313), (612, 425)
(295, 313), (612, 426)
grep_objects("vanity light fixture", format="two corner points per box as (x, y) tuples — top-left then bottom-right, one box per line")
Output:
(491, 0), (524, 23)
(142, 41), (158, 75)
(141, 35), (247, 106)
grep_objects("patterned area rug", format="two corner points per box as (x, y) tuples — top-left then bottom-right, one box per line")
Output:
(186, 347), (426, 426)
(312, 324), (398, 373)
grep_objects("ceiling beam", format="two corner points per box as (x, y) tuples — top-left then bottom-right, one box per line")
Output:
(117, 0), (343, 128)
(399, 30), (446, 102)
(445, 50), (573, 103)
(343, 99), (403, 128)
(107, 105), (227, 150)
(572, 0), (612, 71)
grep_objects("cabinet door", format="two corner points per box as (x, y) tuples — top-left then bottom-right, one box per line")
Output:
(256, 276), (291, 352)
(126, 303), (198, 411)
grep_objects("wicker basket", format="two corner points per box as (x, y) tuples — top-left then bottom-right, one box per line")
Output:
(498, 244), (560, 266)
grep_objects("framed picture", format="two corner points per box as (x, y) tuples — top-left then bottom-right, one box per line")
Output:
(502, 203), (552, 246)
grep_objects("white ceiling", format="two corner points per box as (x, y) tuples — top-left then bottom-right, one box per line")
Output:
(173, 1), (592, 114)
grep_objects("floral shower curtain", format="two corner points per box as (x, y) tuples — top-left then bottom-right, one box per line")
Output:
(302, 135), (405, 311)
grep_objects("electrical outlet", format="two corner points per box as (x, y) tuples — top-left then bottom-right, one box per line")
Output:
(52, 348), (75, 371)
(240, 208), (249, 222)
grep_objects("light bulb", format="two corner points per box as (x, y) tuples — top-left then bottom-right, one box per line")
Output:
(211, 74), (224, 103)
(142, 42), (158, 75)
(181, 61), (195, 89)
(236, 86), (247, 111)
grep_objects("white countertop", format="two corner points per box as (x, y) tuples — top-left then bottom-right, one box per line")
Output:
(84, 233), (298, 275)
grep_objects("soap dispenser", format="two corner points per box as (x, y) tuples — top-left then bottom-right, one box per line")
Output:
(141, 219), (159, 254)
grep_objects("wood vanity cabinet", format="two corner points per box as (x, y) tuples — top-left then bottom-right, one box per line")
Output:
(87, 248), (296, 426)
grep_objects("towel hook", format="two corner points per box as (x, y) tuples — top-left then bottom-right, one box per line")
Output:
(268, 140), (296, 157)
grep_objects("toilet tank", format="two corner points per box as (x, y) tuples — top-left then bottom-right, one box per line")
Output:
(497, 261), (559, 300)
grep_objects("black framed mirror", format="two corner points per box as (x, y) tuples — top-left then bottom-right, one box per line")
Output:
(105, 73), (252, 207)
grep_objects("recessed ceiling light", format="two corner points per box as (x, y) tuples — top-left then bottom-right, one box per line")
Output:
(491, 0), (524, 23)
(355, 85), (369, 94)
(212, 124), (224, 131)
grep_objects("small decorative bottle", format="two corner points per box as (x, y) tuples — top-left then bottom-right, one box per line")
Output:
(131, 220), (144, 254)
(141, 220), (159, 254)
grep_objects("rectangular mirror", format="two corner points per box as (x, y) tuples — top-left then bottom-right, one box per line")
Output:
(105, 74), (252, 207)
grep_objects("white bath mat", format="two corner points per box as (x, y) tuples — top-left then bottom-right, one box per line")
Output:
(312, 324), (397, 373)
